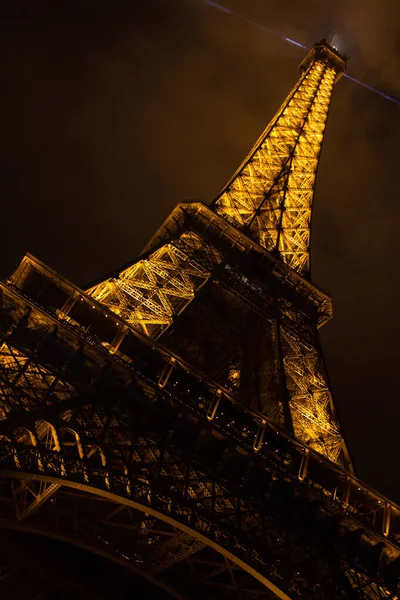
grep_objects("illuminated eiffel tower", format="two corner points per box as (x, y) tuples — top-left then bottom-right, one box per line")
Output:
(0, 40), (399, 599)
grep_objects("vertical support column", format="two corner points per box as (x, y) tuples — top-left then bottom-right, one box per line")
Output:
(383, 503), (391, 538)
(298, 447), (310, 482)
(239, 313), (288, 430)
(58, 293), (78, 319)
(253, 420), (266, 452)
(109, 325), (128, 354)
(239, 314), (257, 410)
(9, 256), (31, 288)
(273, 315), (294, 435)
(342, 478), (351, 510)
(207, 389), (222, 422)
(158, 357), (176, 389)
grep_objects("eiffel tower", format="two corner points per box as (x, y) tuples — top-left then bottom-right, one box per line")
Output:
(0, 39), (399, 599)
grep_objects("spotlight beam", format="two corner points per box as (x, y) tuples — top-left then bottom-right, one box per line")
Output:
(202, 0), (400, 107)
(204, 0), (307, 48)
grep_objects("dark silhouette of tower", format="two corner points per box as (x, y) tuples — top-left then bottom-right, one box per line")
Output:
(0, 40), (399, 599)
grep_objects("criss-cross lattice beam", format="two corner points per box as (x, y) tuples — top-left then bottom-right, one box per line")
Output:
(212, 41), (345, 276)
(147, 530), (205, 574)
(277, 304), (346, 465)
(87, 231), (222, 339)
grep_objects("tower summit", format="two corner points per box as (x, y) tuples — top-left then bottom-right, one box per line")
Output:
(213, 39), (346, 275)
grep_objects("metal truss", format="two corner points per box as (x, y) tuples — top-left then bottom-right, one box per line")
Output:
(146, 530), (205, 575)
(77, 41), (351, 469)
(212, 40), (343, 276)
(9, 246), (350, 468)
(0, 342), (74, 419)
(0, 287), (399, 599)
(0, 485), (279, 600)
(279, 305), (345, 465)
(87, 231), (222, 339)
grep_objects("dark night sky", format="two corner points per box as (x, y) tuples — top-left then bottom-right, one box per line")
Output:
(1, 0), (400, 522)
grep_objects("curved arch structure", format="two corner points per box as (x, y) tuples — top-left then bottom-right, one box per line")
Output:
(0, 472), (288, 600)
(0, 518), (187, 600)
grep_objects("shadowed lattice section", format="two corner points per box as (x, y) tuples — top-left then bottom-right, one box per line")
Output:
(0, 343), (74, 420)
(0, 280), (399, 598)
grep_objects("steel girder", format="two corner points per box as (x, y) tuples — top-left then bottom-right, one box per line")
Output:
(0, 285), (399, 599)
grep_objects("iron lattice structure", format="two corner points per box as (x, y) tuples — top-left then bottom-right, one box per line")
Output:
(1, 40), (400, 599)
(87, 41), (348, 467)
